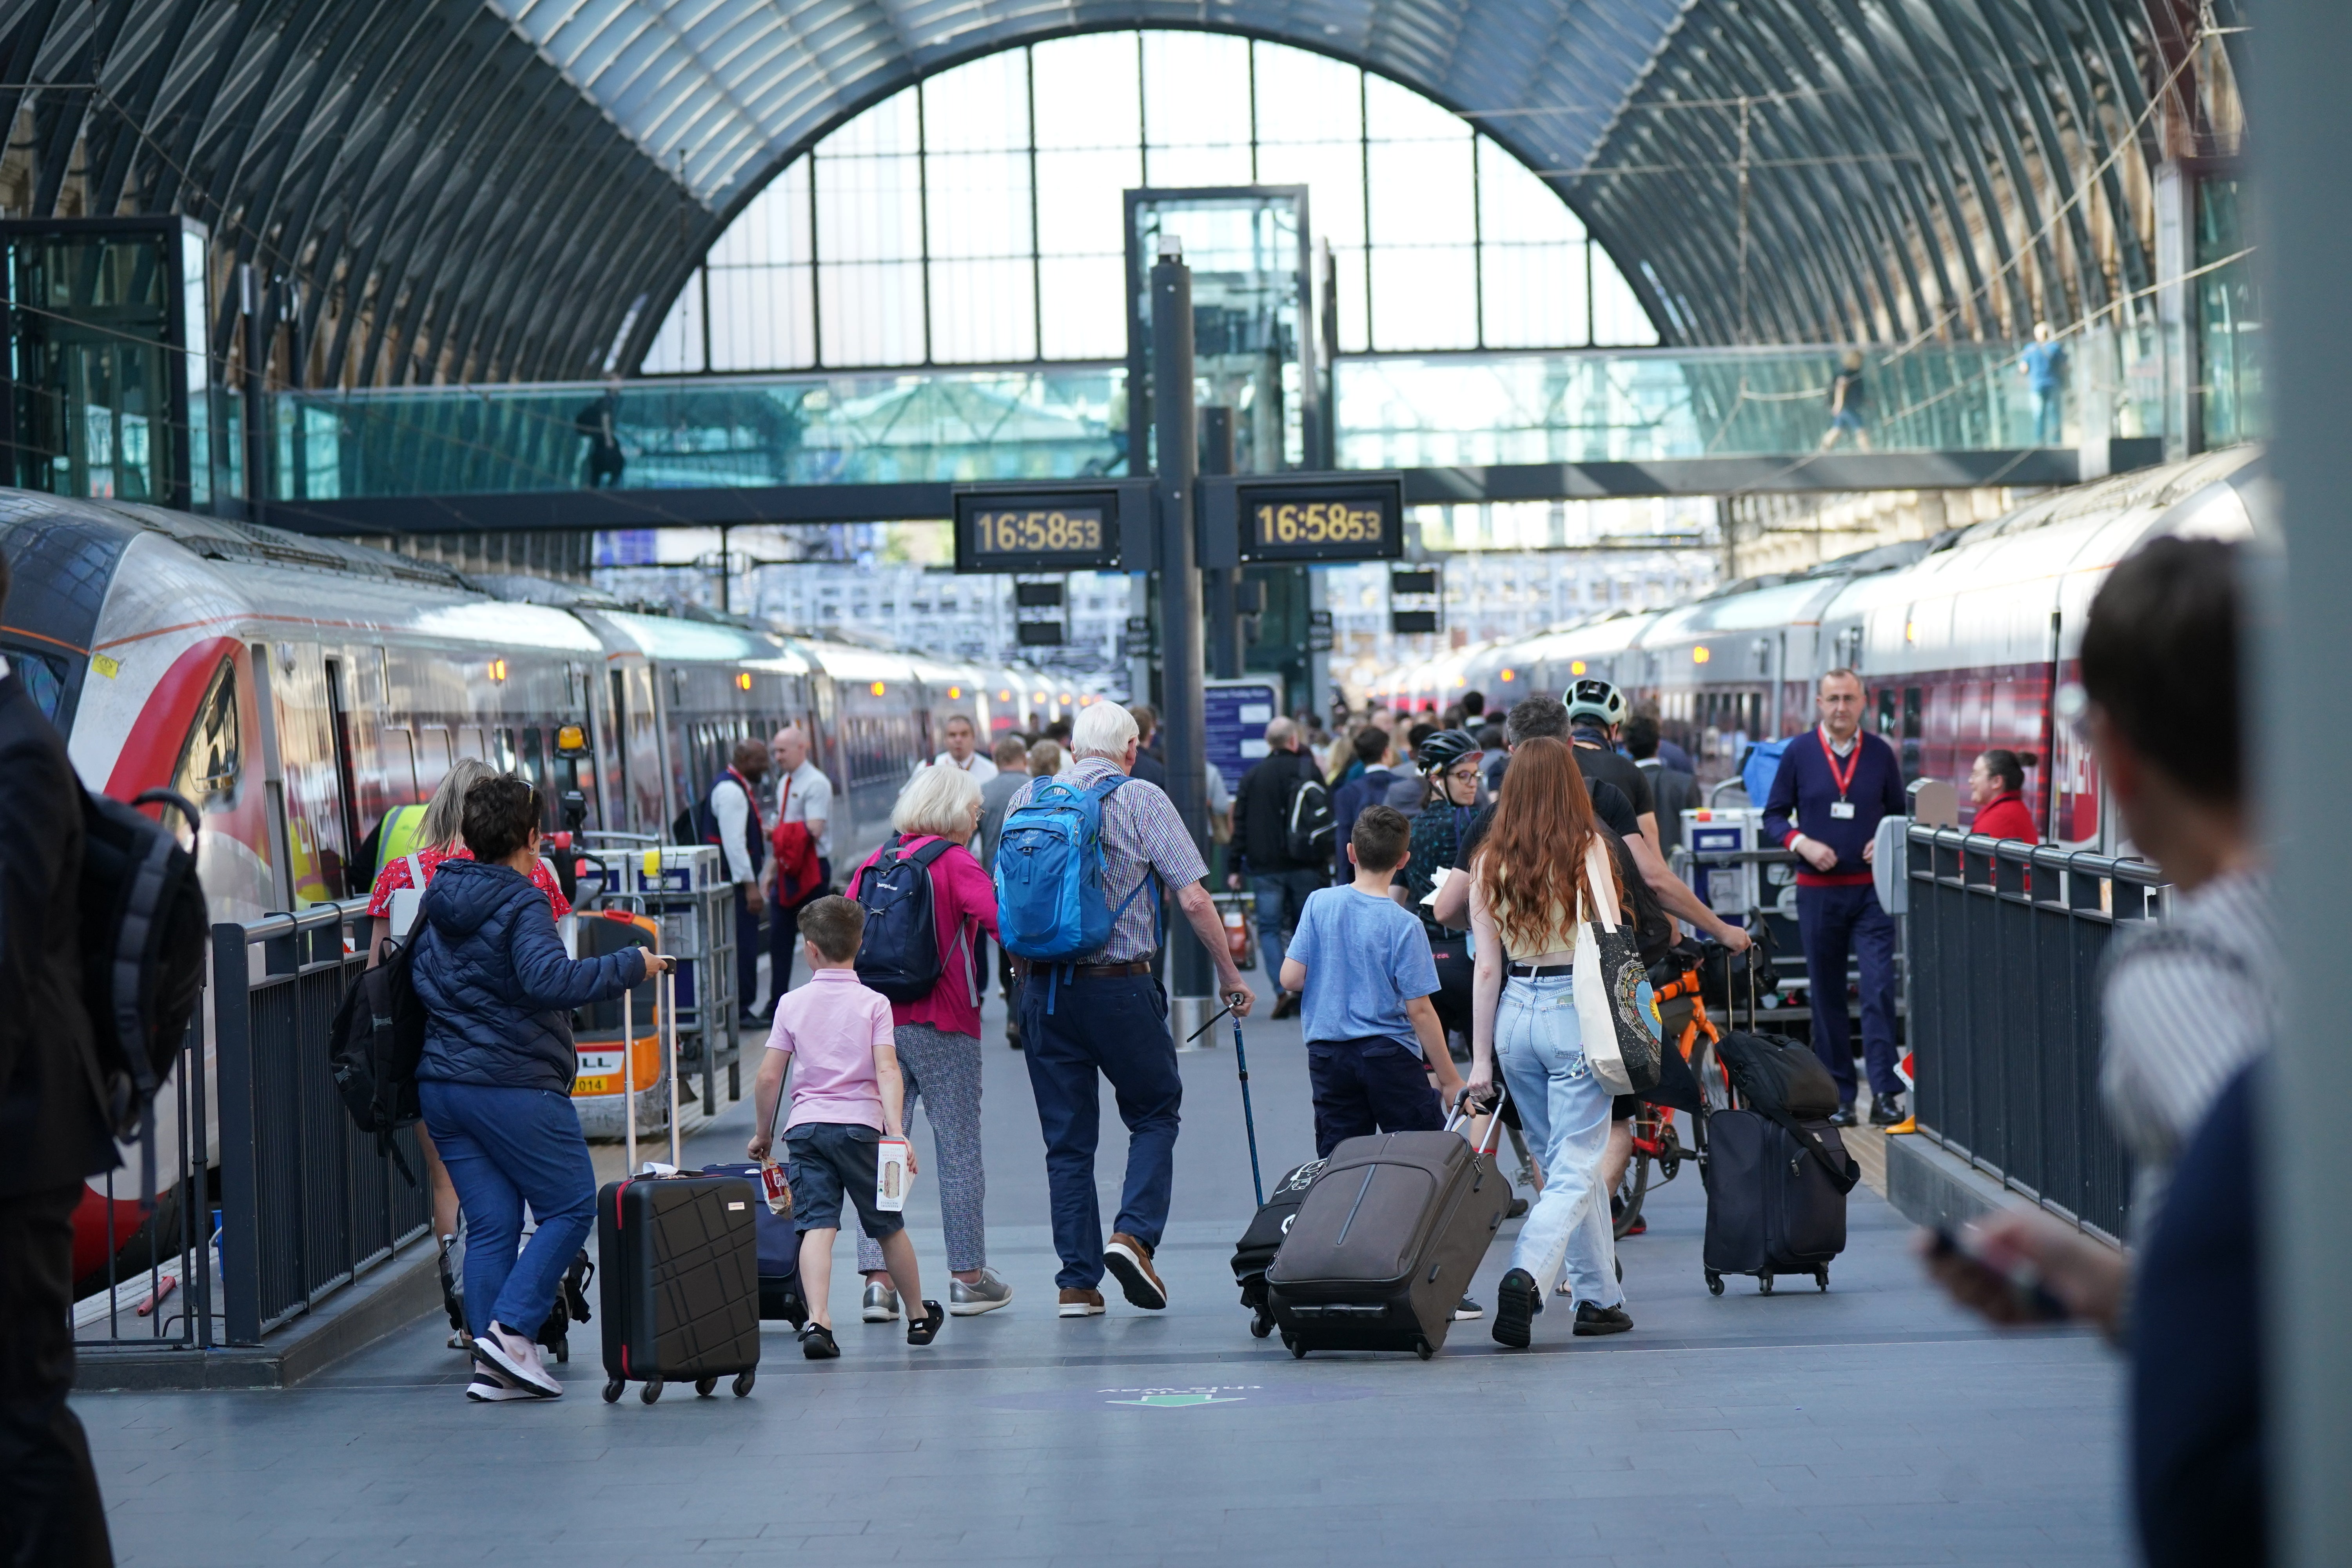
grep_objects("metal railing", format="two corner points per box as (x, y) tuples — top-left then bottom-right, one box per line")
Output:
(1904, 825), (2165, 1242)
(70, 1013), (217, 1350)
(212, 897), (430, 1342)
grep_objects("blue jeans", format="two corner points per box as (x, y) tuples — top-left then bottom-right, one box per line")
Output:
(2031, 384), (2063, 445)
(1019, 970), (1181, 1290)
(1796, 882), (1904, 1102)
(1252, 867), (1325, 980)
(418, 1080), (598, 1339)
(1494, 973), (1622, 1307)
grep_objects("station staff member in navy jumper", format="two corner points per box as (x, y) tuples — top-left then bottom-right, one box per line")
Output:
(1764, 668), (1908, 1127)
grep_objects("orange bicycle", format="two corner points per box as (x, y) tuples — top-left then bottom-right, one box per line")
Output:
(1613, 949), (1728, 1240)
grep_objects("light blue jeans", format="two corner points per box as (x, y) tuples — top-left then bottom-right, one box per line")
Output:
(1495, 972), (1623, 1307)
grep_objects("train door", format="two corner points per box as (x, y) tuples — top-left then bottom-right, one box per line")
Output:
(268, 643), (358, 902)
(321, 655), (366, 887)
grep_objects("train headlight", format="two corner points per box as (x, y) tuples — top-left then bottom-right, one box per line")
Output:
(948, 686), (962, 698)
(870, 681), (887, 696)
(736, 672), (753, 691)
(1691, 647), (1710, 665)
(1570, 660), (1586, 676)
(488, 657), (508, 682)
(1500, 668), (1515, 682)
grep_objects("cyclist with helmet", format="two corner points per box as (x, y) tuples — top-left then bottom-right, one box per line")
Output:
(1564, 678), (1660, 857)
(1396, 730), (1485, 1058)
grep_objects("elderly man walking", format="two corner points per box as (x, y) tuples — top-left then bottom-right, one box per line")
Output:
(1000, 703), (1253, 1316)
(762, 724), (835, 1007)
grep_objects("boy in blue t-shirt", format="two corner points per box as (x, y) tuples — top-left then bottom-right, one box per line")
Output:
(1281, 805), (1464, 1158)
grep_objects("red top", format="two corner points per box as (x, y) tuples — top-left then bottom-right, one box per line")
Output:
(848, 834), (1000, 1038)
(366, 844), (572, 920)
(1970, 791), (2039, 845)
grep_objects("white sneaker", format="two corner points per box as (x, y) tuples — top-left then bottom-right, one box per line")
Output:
(465, 1357), (535, 1403)
(861, 1281), (901, 1322)
(476, 1321), (562, 1397)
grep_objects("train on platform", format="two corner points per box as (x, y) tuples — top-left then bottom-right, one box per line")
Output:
(0, 490), (1099, 1283)
(1376, 448), (2268, 857)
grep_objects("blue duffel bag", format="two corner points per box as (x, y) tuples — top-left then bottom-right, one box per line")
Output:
(702, 1162), (806, 1325)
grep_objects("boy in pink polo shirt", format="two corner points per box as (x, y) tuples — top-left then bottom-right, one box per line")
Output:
(748, 896), (942, 1358)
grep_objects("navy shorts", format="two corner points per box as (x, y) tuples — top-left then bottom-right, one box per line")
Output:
(1307, 1037), (1445, 1159)
(785, 1122), (904, 1241)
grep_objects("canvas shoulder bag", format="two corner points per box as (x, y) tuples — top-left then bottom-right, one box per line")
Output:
(1572, 837), (1664, 1096)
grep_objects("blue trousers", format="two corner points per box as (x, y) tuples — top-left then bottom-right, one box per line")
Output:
(1307, 1038), (1442, 1158)
(1019, 970), (1181, 1290)
(735, 887), (761, 1016)
(1251, 868), (1325, 980)
(1796, 882), (1904, 1103)
(418, 1080), (598, 1339)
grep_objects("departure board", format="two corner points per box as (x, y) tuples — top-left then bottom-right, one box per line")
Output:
(1235, 477), (1404, 563)
(954, 490), (1123, 573)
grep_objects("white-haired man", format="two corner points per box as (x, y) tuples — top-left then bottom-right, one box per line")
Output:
(762, 725), (834, 1006)
(1002, 701), (1252, 1317)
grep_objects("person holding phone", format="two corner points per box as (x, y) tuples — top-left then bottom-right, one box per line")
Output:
(410, 773), (671, 1404)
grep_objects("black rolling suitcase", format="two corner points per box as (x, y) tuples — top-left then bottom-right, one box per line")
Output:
(1230, 1157), (1328, 1339)
(1695, 971), (1861, 1296)
(597, 968), (762, 1404)
(1264, 1095), (1513, 1360)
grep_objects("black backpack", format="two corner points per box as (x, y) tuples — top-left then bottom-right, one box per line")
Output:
(1714, 1030), (1858, 1194)
(77, 787), (209, 1196)
(1279, 762), (1334, 865)
(848, 834), (956, 1003)
(328, 934), (428, 1181)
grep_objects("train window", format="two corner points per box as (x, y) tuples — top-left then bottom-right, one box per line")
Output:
(521, 725), (544, 787)
(1876, 688), (1896, 735)
(0, 644), (68, 720)
(1901, 687), (1922, 740)
(457, 726), (486, 762)
(170, 657), (241, 810)
(494, 727), (518, 773)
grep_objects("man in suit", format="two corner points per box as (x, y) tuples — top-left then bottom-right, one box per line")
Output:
(0, 546), (119, 1566)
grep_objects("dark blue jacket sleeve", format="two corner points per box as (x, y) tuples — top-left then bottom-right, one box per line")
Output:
(1762, 739), (1804, 847)
(510, 901), (648, 1010)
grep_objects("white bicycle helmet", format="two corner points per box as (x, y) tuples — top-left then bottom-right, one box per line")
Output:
(1564, 677), (1628, 730)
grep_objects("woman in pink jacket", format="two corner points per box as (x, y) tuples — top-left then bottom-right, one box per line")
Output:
(845, 763), (1008, 1320)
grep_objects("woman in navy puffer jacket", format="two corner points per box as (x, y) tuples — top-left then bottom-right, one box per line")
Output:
(412, 775), (669, 1403)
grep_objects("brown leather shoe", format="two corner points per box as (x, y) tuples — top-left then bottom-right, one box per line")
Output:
(1056, 1288), (1105, 1318)
(1269, 989), (1300, 1021)
(1103, 1233), (1167, 1310)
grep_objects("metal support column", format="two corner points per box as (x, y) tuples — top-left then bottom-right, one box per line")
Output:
(1151, 244), (1213, 1021)
(209, 923), (262, 1346)
(241, 265), (269, 524)
(1200, 406), (1243, 680)
(2260, 6), (2352, 1561)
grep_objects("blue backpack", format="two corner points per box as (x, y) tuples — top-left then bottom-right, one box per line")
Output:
(994, 775), (1156, 962)
(847, 835), (955, 1003)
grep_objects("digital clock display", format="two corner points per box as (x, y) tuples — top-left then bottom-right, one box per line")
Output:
(954, 490), (1123, 573)
(1236, 479), (1403, 563)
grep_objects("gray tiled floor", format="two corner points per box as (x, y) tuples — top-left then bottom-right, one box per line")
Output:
(82, 974), (2129, 1566)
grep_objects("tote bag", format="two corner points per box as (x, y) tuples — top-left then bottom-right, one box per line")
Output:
(1573, 838), (1663, 1096)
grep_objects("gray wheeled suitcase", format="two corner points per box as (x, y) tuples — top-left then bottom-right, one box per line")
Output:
(1263, 1100), (1512, 1359)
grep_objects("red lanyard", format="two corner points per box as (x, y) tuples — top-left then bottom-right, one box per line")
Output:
(1818, 725), (1860, 799)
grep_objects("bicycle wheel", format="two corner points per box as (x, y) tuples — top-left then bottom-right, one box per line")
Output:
(1613, 1151), (1651, 1239)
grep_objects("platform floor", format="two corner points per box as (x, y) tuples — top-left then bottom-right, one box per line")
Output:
(82, 971), (2128, 1568)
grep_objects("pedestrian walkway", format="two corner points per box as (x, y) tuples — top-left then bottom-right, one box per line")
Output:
(82, 976), (2129, 1568)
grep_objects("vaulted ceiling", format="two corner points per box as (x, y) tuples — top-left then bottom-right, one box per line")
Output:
(0, 0), (2241, 385)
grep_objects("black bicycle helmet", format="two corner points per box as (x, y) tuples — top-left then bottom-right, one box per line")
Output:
(1416, 728), (1482, 775)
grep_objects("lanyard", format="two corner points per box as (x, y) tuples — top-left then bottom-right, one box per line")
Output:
(1818, 725), (1860, 800)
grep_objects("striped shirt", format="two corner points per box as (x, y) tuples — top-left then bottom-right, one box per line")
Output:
(1004, 756), (1208, 964)
(2098, 866), (2276, 1229)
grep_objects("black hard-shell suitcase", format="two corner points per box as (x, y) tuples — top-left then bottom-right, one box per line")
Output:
(1230, 1158), (1328, 1338)
(1264, 1107), (1512, 1359)
(595, 969), (762, 1404)
(1695, 970), (1860, 1296)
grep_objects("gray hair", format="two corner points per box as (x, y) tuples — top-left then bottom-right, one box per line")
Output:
(893, 761), (983, 839)
(421, 757), (500, 851)
(1264, 716), (1298, 750)
(1071, 701), (1140, 759)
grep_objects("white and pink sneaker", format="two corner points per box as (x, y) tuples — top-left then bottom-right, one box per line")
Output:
(474, 1321), (563, 1397)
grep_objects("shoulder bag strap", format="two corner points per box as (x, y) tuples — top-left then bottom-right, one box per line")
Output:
(1757, 1100), (1862, 1194)
(1580, 836), (1624, 933)
(407, 852), (427, 889)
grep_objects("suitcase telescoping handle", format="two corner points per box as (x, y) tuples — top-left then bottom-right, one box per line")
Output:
(1446, 1077), (1510, 1158)
(622, 980), (637, 1174)
(663, 962), (681, 1171)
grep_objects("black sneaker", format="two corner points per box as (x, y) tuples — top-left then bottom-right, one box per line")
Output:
(1492, 1269), (1538, 1348)
(1573, 1301), (1633, 1337)
(799, 1322), (840, 1360)
(1869, 1093), (1907, 1126)
(1827, 1103), (1859, 1128)
(1454, 1294), (1483, 1321)
(906, 1300), (946, 1346)
(1506, 1196), (1530, 1219)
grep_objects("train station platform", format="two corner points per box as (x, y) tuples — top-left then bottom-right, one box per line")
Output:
(77, 974), (2127, 1568)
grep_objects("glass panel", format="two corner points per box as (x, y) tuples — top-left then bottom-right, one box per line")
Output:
(1037, 256), (1128, 361)
(181, 228), (209, 506)
(1142, 31), (1250, 149)
(1253, 42), (1361, 145)
(1481, 244), (1589, 349)
(1254, 139), (1365, 249)
(171, 657), (242, 812)
(817, 261), (927, 365)
(1364, 71), (1467, 143)
(643, 269), (706, 372)
(1144, 142), (1253, 188)
(1035, 148), (1142, 256)
(708, 264), (815, 371)
(929, 257), (1038, 363)
(709, 159), (812, 267)
(925, 149), (1032, 260)
(1033, 33), (1140, 151)
(923, 49), (1030, 154)
(815, 151), (923, 263)
(1478, 138), (1582, 246)
(1369, 247), (1477, 350)
(824, 85), (919, 158)
(1367, 137), (1473, 249)
(1333, 246), (1371, 353)
(1592, 253), (1660, 345)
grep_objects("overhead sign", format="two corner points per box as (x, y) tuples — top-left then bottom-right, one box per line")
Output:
(1200, 472), (1405, 565)
(955, 489), (1122, 573)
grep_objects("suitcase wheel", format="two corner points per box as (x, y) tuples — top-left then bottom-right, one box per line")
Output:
(602, 1379), (623, 1404)
(695, 1376), (717, 1397)
(552, 1339), (568, 1364)
(1249, 1305), (1275, 1339)
(1705, 1269), (1724, 1297)
(640, 1379), (663, 1405)
(1414, 1339), (1434, 1361)
(1815, 1268), (1829, 1292)
(733, 1370), (755, 1398)
(1759, 1274), (1774, 1296)
(1284, 1333), (1306, 1359)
